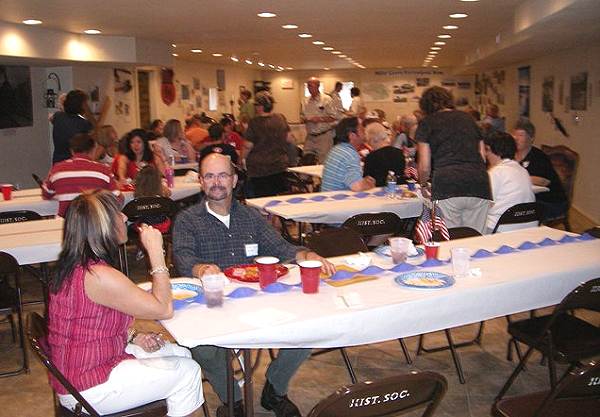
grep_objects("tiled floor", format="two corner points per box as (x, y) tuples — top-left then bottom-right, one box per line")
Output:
(0, 212), (596, 417)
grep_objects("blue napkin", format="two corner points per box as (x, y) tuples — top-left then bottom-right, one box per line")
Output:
(263, 282), (294, 293)
(418, 258), (446, 267)
(389, 263), (417, 273)
(332, 194), (350, 200)
(329, 270), (356, 281)
(360, 265), (387, 275)
(287, 197), (306, 204)
(577, 233), (596, 241)
(373, 190), (386, 197)
(558, 235), (578, 243)
(538, 238), (557, 246)
(518, 241), (537, 250)
(265, 200), (282, 207)
(227, 287), (258, 299)
(495, 245), (517, 254)
(354, 192), (370, 198)
(472, 249), (495, 258)
(310, 195), (327, 202)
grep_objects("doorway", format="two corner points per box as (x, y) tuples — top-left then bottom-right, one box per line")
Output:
(137, 71), (151, 129)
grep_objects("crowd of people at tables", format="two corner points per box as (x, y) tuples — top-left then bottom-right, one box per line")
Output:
(37, 83), (570, 417)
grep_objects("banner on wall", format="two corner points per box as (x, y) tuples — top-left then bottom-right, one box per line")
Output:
(518, 66), (530, 118)
(161, 68), (176, 106)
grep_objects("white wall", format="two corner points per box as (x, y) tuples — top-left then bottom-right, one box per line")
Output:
(481, 45), (600, 223)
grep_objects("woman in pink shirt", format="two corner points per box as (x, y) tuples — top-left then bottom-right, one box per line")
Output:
(47, 190), (203, 416)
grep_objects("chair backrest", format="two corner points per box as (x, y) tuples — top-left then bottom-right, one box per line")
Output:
(492, 202), (541, 234)
(300, 152), (319, 166)
(0, 210), (43, 224)
(307, 372), (448, 417)
(305, 228), (368, 258)
(584, 227), (599, 239)
(122, 196), (178, 222)
(0, 252), (21, 311)
(26, 312), (102, 417)
(32, 173), (43, 187)
(556, 277), (600, 314)
(343, 213), (418, 244)
(447, 227), (482, 240)
(282, 172), (312, 195)
(541, 144), (579, 203)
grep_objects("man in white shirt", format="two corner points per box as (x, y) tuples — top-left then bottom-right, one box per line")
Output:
(484, 131), (536, 233)
(328, 81), (346, 120)
(300, 78), (338, 162)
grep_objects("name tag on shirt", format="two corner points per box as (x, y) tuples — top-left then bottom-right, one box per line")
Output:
(245, 243), (258, 257)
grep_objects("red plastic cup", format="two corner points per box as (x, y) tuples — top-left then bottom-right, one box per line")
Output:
(299, 260), (322, 294)
(255, 256), (279, 289)
(1, 184), (13, 201)
(424, 242), (440, 260)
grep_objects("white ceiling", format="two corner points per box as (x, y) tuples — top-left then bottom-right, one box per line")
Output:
(2, 0), (600, 71)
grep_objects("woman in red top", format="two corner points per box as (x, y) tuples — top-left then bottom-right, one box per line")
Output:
(47, 190), (203, 416)
(114, 129), (165, 182)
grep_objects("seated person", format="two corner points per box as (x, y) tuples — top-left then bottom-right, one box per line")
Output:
(95, 124), (120, 166)
(133, 165), (172, 234)
(363, 121), (406, 187)
(48, 190), (203, 416)
(42, 133), (121, 217)
(484, 131), (535, 233)
(113, 128), (166, 183)
(321, 117), (375, 192)
(154, 119), (196, 163)
(173, 154), (334, 417)
(220, 117), (244, 157)
(185, 114), (211, 151)
(199, 123), (239, 165)
(512, 118), (568, 221)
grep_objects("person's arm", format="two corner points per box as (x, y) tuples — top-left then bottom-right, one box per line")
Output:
(117, 154), (129, 181)
(84, 224), (173, 320)
(417, 142), (431, 185)
(107, 170), (124, 204)
(350, 176), (375, 191)
(345, 154), (373, 191)
(153, 151), (166, 176)
(41, 171), (56, 200)
(530, 175), (551, 186)
(172, 210), (220, 278)
(295, 250), (336, 275)
(479, 140), (486, 162)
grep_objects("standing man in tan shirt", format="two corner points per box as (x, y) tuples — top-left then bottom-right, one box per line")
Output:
(300, 78), (339, 162)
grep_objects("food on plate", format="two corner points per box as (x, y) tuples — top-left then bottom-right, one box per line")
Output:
(404, 277), (444, 287)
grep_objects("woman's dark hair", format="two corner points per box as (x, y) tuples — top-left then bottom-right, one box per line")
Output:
(334, 117), (359, 144)
(350, 87), (360, 97)
(51, 190), (122, 292)
(134, 165), (164, 198)
(220, 117), (233, 127)
(64, 89), (88, 114)
(124, 128), (153, 162)
(484, 131), (517, 160)
(149, 119), (163, 131)
(419, 86), (455, 115)
(208, 123), (224, 140)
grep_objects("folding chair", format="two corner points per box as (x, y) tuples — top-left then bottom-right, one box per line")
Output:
(493, 361), (600, 417)
(0, 210), (42, 224)
(26, 312), (169, 417)
(541, 144), (578, 231)
(495, 277), (600, 401)
(342, 212), (418, 249)
(492, 202), (541, 234)
(0, 252), (28, 378)
(307, 371), (448, 417)
(447, 227), (481, 240)
(584, 227), (599, 238)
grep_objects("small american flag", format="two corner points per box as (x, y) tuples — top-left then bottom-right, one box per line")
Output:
(415, 203), (450, 244)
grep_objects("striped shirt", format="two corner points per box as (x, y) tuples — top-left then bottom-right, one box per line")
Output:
(42, 154), (121, 217)
(321, 142), (363, 191)
(47, 263), (133, 395)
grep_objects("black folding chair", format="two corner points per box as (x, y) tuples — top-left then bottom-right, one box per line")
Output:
(307, 371), (448, 417)
(493, 361), (600, 417)
(0, 210), (42, 224)
(447, 227), (481, 240)
(0, 252), (28, 378)
(492, 202), (541, 234)
(26, 312), (168, 417)
(342, 212), (418, 249)
(495, 277), (600, 402)
(584, 227), (600, 238)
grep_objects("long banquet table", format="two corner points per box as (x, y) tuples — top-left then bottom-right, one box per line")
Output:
(0, 217), (63, 265)
(158, 226), (600, 349)
(0, 177), (201, 216)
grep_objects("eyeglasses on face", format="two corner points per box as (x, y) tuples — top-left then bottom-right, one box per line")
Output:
(201, 172), (234, 181)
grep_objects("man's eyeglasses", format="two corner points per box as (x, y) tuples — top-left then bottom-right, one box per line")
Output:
(201, 172), (234, 181)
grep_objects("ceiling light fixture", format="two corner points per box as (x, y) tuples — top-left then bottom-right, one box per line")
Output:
(22, 19), (42, 25)
(432, 65), (439, 68)
(257, 12), (277, 18)
(277, 66), (284, 70)
(230, 56), (239, 62)
(268, 64), (275, 68)
(431, 47), (442, 50)
(429, 51), (438, 54)
(298, 33), (312, 38)
(171, 43), (177, 47)
(245, 59), (253, 65)
(438, 34), (452, 39)
(191, 49), (202, 53)
(331, 51), (342, 54)
(323, 67), (330, 71)
(339, 55), (347, 58)
(312, 41), (325, 45)
(281, 24), (298, 29)
(212, 53), (223, 57)
(434, 41), (446, 45)
(322, 47), (334, 51)
(449, 13), (468, 18)
(172, 53), (179, 57)
(285, 67), (293, 70)
(443, 25), (458, 30)
(258, 62), (265, 67)
(84, 29), (101, 34)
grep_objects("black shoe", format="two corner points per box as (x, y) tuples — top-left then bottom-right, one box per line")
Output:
(260, 380), (302, 417)
(216, 400), (244, 417)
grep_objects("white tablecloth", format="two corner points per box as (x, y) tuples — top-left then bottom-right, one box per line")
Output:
(0, 177), (201, 216)
(246, 187), (423, 224)
(157, 227), (600, 349)
(0, 218), (64, 265)
(287, 165), (324, 179)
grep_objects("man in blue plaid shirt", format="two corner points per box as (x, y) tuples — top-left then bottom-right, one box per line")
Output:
(174, 154), (334, 417)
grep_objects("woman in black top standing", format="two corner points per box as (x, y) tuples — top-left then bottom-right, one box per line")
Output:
(416, 86), (491, 233)
(51, 89), (94, 164)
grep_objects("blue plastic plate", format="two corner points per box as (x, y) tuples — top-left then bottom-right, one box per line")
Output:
(394, 271), (455, 289)
(374, 245), (425, 258)
(171, 282), (203, 300)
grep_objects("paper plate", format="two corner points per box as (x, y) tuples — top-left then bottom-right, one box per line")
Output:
(374, 245), (425, 258)
(223, 264), (289, 283)
(171, 282), (203, 300)
(394, 271), (455, 289)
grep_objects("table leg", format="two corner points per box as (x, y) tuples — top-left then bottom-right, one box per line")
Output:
(243, 349), (254, 417)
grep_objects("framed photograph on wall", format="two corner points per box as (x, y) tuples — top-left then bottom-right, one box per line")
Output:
(542, 76), (554, 113)
(518, 66), (530, 118)
(0, 65), (33, 129)
(570, 72), (587, 111)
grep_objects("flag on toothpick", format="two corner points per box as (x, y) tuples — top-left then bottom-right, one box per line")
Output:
(415, 200), (449, 244)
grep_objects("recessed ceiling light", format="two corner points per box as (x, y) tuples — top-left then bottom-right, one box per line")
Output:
(172, 53), (179, 57)
(431, 47), (442, 50)
(429, 51), (438, 54)
(432, 65), (439, 68)
(22, 19), (42, 25)
(434, 41), (446, 45)
(191, 49), (202, 53)
(257, 12), (277, 18)
(323, 67), (330, 71)
(245, 59), (253, 65)
(285, 67), (293, 70)
(230, 56), (239, 62)
(277, 66), (284, 70)
(298, 33), (313, 38)
(268, 64), (275, 68)
(84, 29), (101, 34)
(438, 34), (452, 39)
(449, 13), (468, 18)
(396, 66), (403, 68)
(281, 24), (298, 29)
(339, 55), (347, 58)
(171, 43), (177, 47)
(443, 25), (458, 30)
(212, 53), (223, 57)
(331, 51), (342, 54)
(258, 62), (265, 67)
(312, 41), (325, 45)
(322, 47), (334, 51)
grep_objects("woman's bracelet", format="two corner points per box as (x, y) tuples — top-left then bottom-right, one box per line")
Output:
(149, 265), (170, 276)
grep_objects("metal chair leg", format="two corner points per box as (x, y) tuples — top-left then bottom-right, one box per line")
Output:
(397, 338), (412, 364)
(445, 329), (465, 384)
(339, 348), (357, 383)
(496, 346), (536, 401)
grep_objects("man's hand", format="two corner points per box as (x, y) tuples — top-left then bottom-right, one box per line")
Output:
(302, 251), (336, 276)
(192, 264), (221, 278)
(133, 332), (165, 353)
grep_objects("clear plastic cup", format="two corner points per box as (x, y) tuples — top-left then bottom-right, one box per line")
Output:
(451, 247), (471, 278)
(255, 256), (279, 289)
(389, 237), (411, 264)
(202, 274), (225, 308)
(299, 260), (322, 294)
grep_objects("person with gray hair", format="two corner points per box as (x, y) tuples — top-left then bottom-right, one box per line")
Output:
(363, 122), (406, 187)
(300, 78), (339, 162)
(392, 114), (418, 149)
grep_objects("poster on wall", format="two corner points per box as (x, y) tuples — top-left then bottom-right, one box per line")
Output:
(181, 85), (190, 100)
(570, 72), (587, 111)
(114, 68), (133, 122)
(542, 76), (554, 113)
(216, 69), (226, 91)
(0, 65), (33, 129)
(193, 77), (200, 91)
(518, 66), (530, 118)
